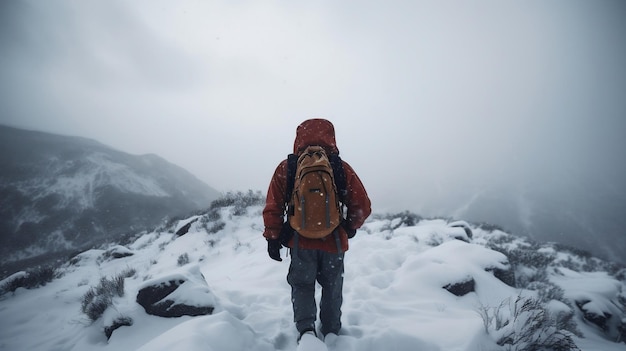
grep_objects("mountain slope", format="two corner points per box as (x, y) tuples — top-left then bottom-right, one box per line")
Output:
(431, 178), (626, 265)
(0, 125), (219, 274)
(0, 195), (624, 350)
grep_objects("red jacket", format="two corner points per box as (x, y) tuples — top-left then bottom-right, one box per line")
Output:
(263, 119), (371, 253)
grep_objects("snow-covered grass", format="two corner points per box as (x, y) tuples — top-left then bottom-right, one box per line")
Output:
(0, 196), (625, 351)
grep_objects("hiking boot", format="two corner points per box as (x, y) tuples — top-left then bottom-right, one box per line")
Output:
(323, 332), (339, 346)
(297, 328), (317, 343)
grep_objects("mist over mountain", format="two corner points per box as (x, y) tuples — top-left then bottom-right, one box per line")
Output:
(0, 125), (219, 275)
(422, 172), (626, 265)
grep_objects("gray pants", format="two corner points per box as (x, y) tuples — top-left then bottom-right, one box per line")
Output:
(287, 248), (345, 336)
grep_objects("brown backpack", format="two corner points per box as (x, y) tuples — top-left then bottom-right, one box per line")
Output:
(288, 146), (342, 239)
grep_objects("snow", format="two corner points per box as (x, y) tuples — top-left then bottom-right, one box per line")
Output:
(16, 152), (170, 212)
(136, 312), (274, 351)
(295, 332), (327, 351)
(0, 271), (28, 287)
(0, 205), (625, 351)
(138, 265), (217, 308)
(174, 216), (203, 234)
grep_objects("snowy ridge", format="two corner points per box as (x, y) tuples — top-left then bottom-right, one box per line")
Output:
(0, 200), (625, 351)
(19, 153), (169, 211)
(0, 126), (220, 273)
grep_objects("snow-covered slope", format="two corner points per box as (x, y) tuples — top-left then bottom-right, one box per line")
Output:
(0, 125), (220, 275)
(1, 194), (624, 351)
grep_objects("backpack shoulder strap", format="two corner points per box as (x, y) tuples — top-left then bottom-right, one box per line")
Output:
(285, 153), (298, 201)
(329, 153), (347, 202)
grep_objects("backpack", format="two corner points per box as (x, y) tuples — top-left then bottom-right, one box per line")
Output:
(285, 146), (346, 239)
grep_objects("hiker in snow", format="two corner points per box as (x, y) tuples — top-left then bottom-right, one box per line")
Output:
(262, 118), (372, 341)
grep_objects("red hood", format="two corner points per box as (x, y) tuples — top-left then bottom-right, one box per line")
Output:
(293, 119), (339, 155)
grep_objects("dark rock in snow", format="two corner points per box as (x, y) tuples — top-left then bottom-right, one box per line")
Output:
(137, 281), (215, 317)
(486, 265), (516, 287)
(443, 277), (475, 296)
(136, 266), (216, 318)
(448, 221), (473, 241)
(576, 300), (611, 332)
(575, 298), (626, 343)
(103, 245), (134, 259)
(104, 316), (133, 339)
(619, 323), (626, 344)
(175, 218), (200, 237)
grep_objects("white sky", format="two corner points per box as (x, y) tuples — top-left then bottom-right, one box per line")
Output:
(1, 0), (625, 214)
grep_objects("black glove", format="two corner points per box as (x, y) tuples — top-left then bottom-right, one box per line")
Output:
(342, 221), (357, 239)
(267, 239), (282, 262)
(279, 223), (295, 247)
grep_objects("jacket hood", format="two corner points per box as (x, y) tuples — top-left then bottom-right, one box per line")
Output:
(293, 118), (339, 155)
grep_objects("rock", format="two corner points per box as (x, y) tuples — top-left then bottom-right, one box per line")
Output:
(443, 277), (475, 296)
(446, 221), (473, 243)
(575, 298), (626, 343)
(103, 245), (134, 259)
(486, 265), (516, 287)
(568, 278), (625, 342)
(136, 266), (216, 318)
(576, 300), (611, 332)
(175, 217), (200, 237)
(104, 316), (133, 339)
(448, 221), (473, 240)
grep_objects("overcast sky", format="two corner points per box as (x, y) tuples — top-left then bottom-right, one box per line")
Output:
(1, 0), (625, 214)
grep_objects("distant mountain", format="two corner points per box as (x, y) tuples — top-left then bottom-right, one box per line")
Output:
(442, 178), (626, 265)
(0, 125), (219, 274)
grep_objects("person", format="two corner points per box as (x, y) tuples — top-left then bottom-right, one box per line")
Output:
(262, 118), (372, 341)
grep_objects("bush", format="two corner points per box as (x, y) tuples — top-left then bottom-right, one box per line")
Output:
(206, 209), (221, 222)
(475, 222), (507, 233)
(0, 266), (57, 295)
(81, 274), (126, 321)
(477, 295), (580, 351)
(177, 253), (190, 266)
(487, 242), (556, 289)
(374, 211), (423, 229)
(552, 243), (593, 259)
(508, 247), (555, 269)
(207, 221), (226, 234)
(516, 268), (549, 290)
(526, 281), (565, 304)
(486, 241), (556, 269)
(209, 190), (264, 215)
(121, 266), (137, 278)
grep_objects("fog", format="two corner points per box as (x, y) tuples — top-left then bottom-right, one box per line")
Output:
(1, 1), (625, 254)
